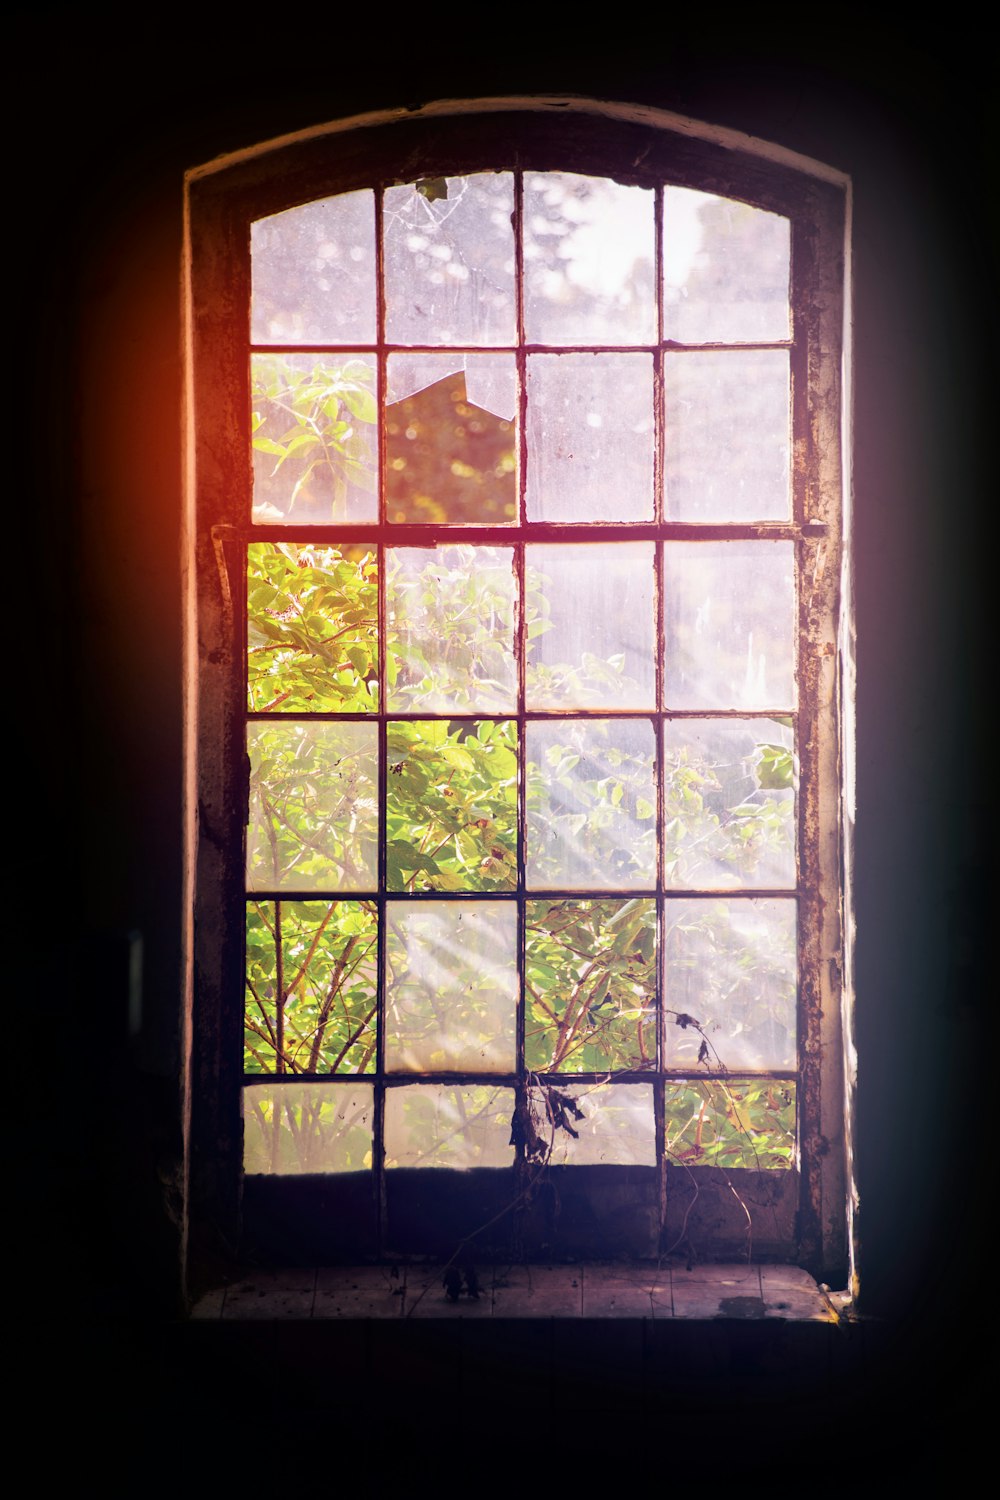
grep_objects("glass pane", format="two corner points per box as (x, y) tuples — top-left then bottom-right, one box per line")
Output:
(386, 546), (516, 712)
(664, 351), (790, 521)
(523, 173), (656, 345)
(526, 354), (654, 522)
(663, 188), (790, 343)
(663, 719), (796, 889)
(247, 543), (378, 714)
(526, 719), (657, 890)
(527, 1083), (655, 1165)
(247, 721), (378, 891)
(664, 1081), (796, 1169)
(384, 1084), (514, 1168)
(251, 191), (376, 344)
(386, 721), (518, 893)
(245, 901), (378, 1074)
(384, 173), (516, 346)
(252, 354), (377, 524)
(243, 1082), (374, 1174)
(385, 354), (516, 524)
(525, 542), (656, 709)
(525, 900), (656, 1072)
(664, 898), (796, 1069)
(663, 541), (796, 709)
(385, 902), (517, 1071)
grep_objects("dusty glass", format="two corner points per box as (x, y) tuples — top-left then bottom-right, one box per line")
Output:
(664, 897), (797, 1070)
(525, 353), (654, 522)
(384, 173), (516, 346)
(385, 901), (517, 1072)
(242, 1083), (374, 1174)
(246, 720), (378, 891)
(664, 350), (790, 521)
(526, 718), (657, 890)
(251, 190), (376, 344)
(663, 718), (796, 889)
(525, 543), (656, 709)
(663, 187), (790, 344)
(384, 1084), (515, 1168)
(386, 545), (517, 713)
(663, 541), (796, 710)
(524, 173), (656, 345)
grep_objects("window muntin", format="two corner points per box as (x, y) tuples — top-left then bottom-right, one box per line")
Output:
(189, 109), (847, 1275)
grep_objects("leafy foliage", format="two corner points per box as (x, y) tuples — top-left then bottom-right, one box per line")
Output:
(244, 360), (801, 1175)
(386, 546), (516, 712)
(664, 1081), (795, 1169)
(526, 719), (657, 889)
(252, 355), (377, 523)
(244, 901), (377, 1074)
(525, 900), (656, 1072)
(663, 721), (795, 888)
(247, 544), (378, 712)
(247, 721), (378, 891)
(386, 720), (518, 892)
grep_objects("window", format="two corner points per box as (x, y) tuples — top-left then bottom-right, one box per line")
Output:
(187, 102), (849, 1280)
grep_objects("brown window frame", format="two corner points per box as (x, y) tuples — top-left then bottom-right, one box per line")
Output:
(185, 100), (851, 1282)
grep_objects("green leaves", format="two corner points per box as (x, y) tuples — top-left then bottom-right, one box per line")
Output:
(662, 721), (795, 888)
(525, 899), (656, 1072)
(664, 1080), (796, 1169)
(386, 720), (518, 892)
(247, 544), (378, 713)
(244, 901), (378, 1075)
(251, 355), (377, 523)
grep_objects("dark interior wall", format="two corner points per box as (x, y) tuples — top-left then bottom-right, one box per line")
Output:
(23, 14), (991, 1354)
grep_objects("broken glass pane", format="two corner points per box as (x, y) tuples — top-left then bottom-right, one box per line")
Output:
(252, 354), (377, 524)
(246, 720), (378, 891)
(244, 901), (378, 1075)
(251, 190), (376, 344)
(664, 897), (796, 1069)
(384, 173), (516, 346)
(527, 1083), (655, 1165)
(247, 543), (378, 714)
(385, 354), (516, 523)
(384, 1084), (515, 1168)
(663, 187), (790, 344)
(664, 1080), (796, 1169)
(386, 720), (518, 893)
(526, 353), (654, 522)
(523, 173), (656, 345)
(526, 719), (657, 890)
(663, 541), (796, 709)
(663, 719), (796, 889)
(525, 543), (656, 710)
(664, 350), (790, 520)
(243, 1082), (374, 1174)
(386, 545), (516, 713)
(385, 901), (517, 1072)
(525, 899), (656, 1072)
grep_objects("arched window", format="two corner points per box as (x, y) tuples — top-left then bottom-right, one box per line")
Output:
(186, 101), (850, 1279)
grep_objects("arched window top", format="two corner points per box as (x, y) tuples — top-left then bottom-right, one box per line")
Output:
(186, 100), (850, 1282)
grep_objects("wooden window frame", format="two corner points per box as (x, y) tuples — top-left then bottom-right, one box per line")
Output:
(185, 99), (851, 1282)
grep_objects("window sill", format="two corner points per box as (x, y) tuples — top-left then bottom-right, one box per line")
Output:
(190, 1260), (846, 1322)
